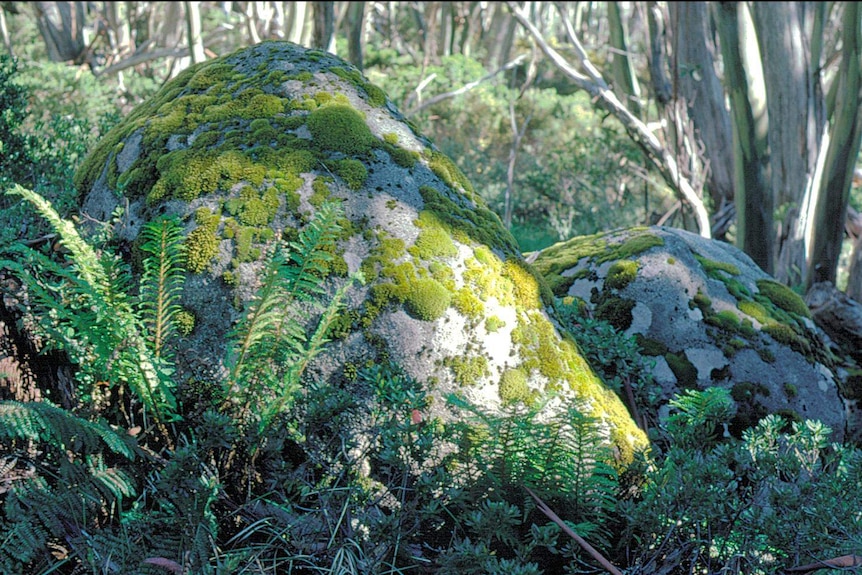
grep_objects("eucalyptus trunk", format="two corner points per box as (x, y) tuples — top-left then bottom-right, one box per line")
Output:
(715, 1), (772, 273)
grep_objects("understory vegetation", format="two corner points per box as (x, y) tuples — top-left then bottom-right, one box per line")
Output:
(1, 40), (862, 575)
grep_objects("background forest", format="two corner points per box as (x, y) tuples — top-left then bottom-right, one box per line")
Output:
(1, 2), (862, 575)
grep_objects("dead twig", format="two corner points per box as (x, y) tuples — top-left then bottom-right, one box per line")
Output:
(526, 486), (624, 575)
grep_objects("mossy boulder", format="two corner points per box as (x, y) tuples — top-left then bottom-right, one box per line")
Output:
(74, 41), (647, 462)
(530, 226), (848, 441)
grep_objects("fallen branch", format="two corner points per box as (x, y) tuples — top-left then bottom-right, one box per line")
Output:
(785, 554), (862, 573)
(526, 486), (624, 575)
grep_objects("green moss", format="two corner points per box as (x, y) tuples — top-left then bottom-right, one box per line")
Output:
(763, 322), (811, 356)
(595, 296), (635, 331)
(332, 158), (368, 190)
(605, 259), (639, 290)
(737, 299), (771, 324)
(485, 316), (506, 333)
(532, 229), (664, 297)
(783, 382), (798, 398)
(383, 132), (399, 145)
(665, 351), (698, 389)
(755, 279), (811, 318)
(310, 177), (332, 207)
(691, 289), (713, 315)
(409, 212), (458, 260)
(501, 259), (543, 311)
(499, 368), (533, 404)
(174, 309), (196, 336)
(634, 335), (667, 356)
(404, 278), (451, 321)
(186, 208), (221, 273)
(448, 354), (489, 387)
(306, 104), (375, 156)
(694, 253), (740, 278)
(426, 149), (475, 195)
(386, 143), (420, 168)
(418, 185), (519, 256)
(452, 287), (485, 320)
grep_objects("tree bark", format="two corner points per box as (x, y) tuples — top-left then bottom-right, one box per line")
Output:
(312, 1), (335, 53)
(32, 1), (87, 63)
(184, 1), (205, 64)
(668, 2), (734, 237)
(608, 1), (642, 117)
(345, 0), (365, 70)
(805, 2), (862, 289)
(715, 1), (773, 273)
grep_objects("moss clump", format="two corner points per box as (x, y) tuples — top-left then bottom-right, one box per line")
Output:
(306, 104), (375, 156)
(665, 351), (698, 389)
(737, 299), (771, 325)
(409, 211), (458, 260)
(501, 259), (543, 311)
(605, 259), (639, 290)
(332, 158), (368, 190)
(691, 289), (713, 315)
(448, 354), (489, 387)
(174, 309), (196, 336)
(634, 335), (667, 356)
(426, 149), (475, 195)
(418, 185), (520, 256)
(386, 144), (420, 168)
(404, 278), (451, 321)
(783, 382), (798, 398)
(532, 229), (663, 297)
(694, 253), (740, 278)
(452, 287), (484, 320)
(755, 279), (811, 318)
(763, 322), (811, 356)
(595, 296), (635, 331)
(485, 316), (506, 333)
(310, 177), (332, 207)
(499, 368), (533, 404)
(383, 132), (399, 145)
(186, 208), (221, 273)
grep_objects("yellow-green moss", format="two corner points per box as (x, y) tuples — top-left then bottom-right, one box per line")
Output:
(501, 259), (543, 311)
(755, 279), (811, 318)
(605, 259), (639, 290)
(382, 132), (399, 145)
(418, 185), (519, 256)
(174, 309), (196, 336)
(447, 354), (489, 387)
(307, 103), (375, 156)
(532, 229), (664, 297)
(404, 278), (451, 321)
(499, 368), (533, 404)
(737, 299), (771, 325)
(485, 316), (506, 333)
(694, 253), (740, 278)
(310, 177), (332, 207)
(186, 208), (221, 273)
(452, 287), (485, 320)
(410, 211), (458, 260)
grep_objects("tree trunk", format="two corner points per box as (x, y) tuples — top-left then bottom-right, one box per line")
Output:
(0, 4), (13, 57)
(805, 2), (862, 289)
(754, 2), (826, 286)
(32, 1), (87, 63)
(184, 1), (205, 64)
(668, 1), (735, 238)
(345, 0), (365, 70)
(286, 2), (307, 45)
(715, 1), (773, 273)
(312, 1), (335, 53)
(608, 1), (641, 117)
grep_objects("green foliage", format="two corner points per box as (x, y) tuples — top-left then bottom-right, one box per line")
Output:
(138, 215), (186, 360)
(1, 185), (177, 422)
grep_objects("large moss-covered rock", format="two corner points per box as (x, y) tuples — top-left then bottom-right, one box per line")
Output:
(74, 41), (647, 461)
(530, 226), (848, 440)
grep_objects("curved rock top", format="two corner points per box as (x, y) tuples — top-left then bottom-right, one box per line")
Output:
(530, 226), (848, 440)
(73, 41), (648, 462)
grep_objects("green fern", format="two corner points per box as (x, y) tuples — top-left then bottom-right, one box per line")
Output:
(138, 214), (186, 361)
(226, 201), (362, 435)
(0, 400), (135, 458)
(0, 185), (177, 421)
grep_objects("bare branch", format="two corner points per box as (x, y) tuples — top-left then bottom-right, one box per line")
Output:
(506, 1), (712, 238)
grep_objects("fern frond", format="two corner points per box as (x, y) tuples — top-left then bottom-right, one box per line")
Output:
(0, 400), (136, 459)
(2, 185), (177, 420)
(283, 201), (342, 302)
(138, 215), (186, 360)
